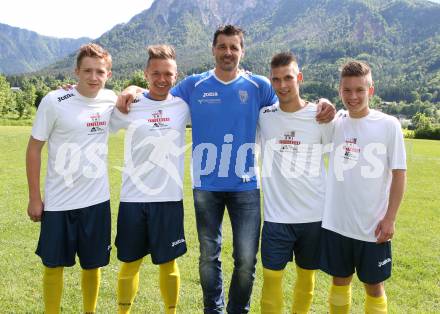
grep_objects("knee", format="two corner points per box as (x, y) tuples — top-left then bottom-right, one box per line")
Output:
(199, 238), (222, 262)
(159, 260), (179, 275)
(233, 250), (257, 273)
(365, 282), (385, 297)
(119, 259), (143, 278)
(263, 268), (284, 281)
(333, 275), (353, 286)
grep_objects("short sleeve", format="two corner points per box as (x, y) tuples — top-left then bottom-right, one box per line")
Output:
(172, 76), (193, 104)
(109, 107), (131, 133)
(319, 119), (335, 145)
(387, 117), (407, 170)
(31, 94), (57, 141)
(258, 76), (277, 109)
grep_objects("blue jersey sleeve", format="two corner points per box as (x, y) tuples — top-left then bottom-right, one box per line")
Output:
(171, 75), (195, 104)
(255, 75), (277, 109)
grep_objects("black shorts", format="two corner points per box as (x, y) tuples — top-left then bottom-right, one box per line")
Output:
(261, 221), (322, 270)
(115, 201), (187, 265)
(36, 200), (111, 269)
(320, 228), (392, 284)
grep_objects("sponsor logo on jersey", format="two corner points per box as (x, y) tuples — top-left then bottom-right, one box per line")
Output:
(346, 137), (357, 144)
(171, 239), (185, 247)
(57, 93), (74, 102)
(239, 90), (249, 104)
(148, 109), (170, 128)
(198, 91), (221, 104)
(262, 107), (278, 114)
(203, 91), (218, 97)
(343, 137), (360, 160)
(279, 131), (300, 152)
(87, 112), (107, 134)
(378, 257), (391, 268)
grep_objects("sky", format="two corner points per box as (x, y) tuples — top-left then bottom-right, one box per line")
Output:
(1, 0), (439, 39)
(0, 0), (154, 39)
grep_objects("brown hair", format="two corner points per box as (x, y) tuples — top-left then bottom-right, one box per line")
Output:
(146, 45), (176, 67)
(340, 60), (372, 85)
(76, 43), (112, 69)
(270, 52), (299, 70)
(212, 25), (245, 48)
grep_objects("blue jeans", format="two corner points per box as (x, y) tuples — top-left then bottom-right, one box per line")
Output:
(193, 189), (261, 314)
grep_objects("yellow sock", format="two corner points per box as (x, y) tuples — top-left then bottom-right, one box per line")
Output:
(261, 268), (284, 314)
(118, 258), (143, 314)
(291, 266), (316, 314)
(329, 284), (351, 314)
(365, 293), (387, 314)
(159, 259), (180, 314)
(81, 268), (101, 314)
(43, 266), (64, 314)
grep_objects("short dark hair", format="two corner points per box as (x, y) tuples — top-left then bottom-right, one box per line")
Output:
(146, 44), (176, 68)
(212, 25), (245, 48)
(270, 52), (298, 69)
(341, 60), (371, 78)
(340, 60), (373, 85)
(76, 43), (112, 69)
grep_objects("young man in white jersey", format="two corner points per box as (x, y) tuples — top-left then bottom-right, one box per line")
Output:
(320, 61), (407, 314)
(258, 52), (333, 314)
(26, 43), (116, 314)
(110, 45), (190, 314)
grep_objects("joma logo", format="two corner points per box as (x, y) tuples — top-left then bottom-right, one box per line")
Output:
(203, 92), (218, 97)
(58, 93), (74, 102)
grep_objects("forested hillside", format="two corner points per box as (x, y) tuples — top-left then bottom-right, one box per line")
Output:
(1, 0), (439, 133)
(0, 23), (90, 74)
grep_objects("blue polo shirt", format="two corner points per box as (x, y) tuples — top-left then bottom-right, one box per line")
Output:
(172, 70), (277, 191)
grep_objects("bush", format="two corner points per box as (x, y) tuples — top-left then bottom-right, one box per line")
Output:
(403, 129), (415, 138)
(414, 127), (440, 140)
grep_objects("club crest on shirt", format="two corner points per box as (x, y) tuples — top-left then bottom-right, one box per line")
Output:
(279, 131), (301, 152)
(148, 109), (171, 129)
(87, 112), (107, 135)
(239, 90), (249, 104)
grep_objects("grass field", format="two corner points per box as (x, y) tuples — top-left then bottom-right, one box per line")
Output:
(0, 126), (439, 313)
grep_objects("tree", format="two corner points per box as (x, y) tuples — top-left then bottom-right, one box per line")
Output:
(127, 70), (149, 89)
(412, 112), (432, 130)
(0, 74), (16, 117)
(14, 80), (37, 118)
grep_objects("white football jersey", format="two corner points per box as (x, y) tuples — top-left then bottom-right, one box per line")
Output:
(322, 110), (407, 242)
(32, 88), (116, 211)
(258, 102), (333, 223)
(110, 93), (190, 202)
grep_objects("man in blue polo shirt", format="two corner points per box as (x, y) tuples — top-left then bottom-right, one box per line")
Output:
(174, 26), (276, 314)
(119, 25), (334, 314)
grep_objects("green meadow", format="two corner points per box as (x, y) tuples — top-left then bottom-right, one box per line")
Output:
(0, 126), (439, 313)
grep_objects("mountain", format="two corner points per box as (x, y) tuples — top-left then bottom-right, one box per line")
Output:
(0, 23), (91, 75)
(13, 0), (440, 102)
